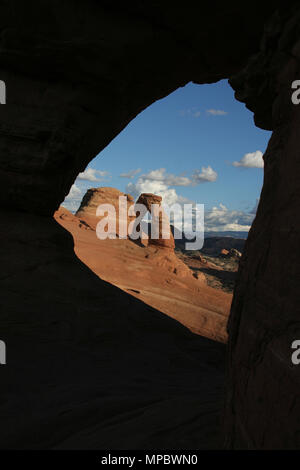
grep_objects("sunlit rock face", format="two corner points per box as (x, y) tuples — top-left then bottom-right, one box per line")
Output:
(135, 193), (175, 250)
(0, 0), (299, 450)
(76, 187), (135, 236)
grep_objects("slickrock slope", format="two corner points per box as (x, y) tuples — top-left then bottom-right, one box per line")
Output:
(55, 198), (231, 343)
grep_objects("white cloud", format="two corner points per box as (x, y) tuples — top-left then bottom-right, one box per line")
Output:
(192, 166), (217, 183)
(120, 168), (141, 179)
(126, 167), (216, 233)
(63, 184), (82, 212)
(204, 203), (255, 232)
(206, 109), (228, 116)
(125, 167), (259, 233)
(137, 167), (217, 187)
(180, 108), (228, 117)
(65, 184), (81, 200)
(140, 168), (191, 186)
(77, 168), (110, 182)
(232, 151), (264, 168)
(179, 108), (201, 118)
(127, 179), (181, 206)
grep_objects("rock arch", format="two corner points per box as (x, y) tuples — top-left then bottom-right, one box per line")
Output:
(134, 193), (175, 250)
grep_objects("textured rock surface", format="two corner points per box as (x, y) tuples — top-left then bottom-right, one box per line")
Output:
(76, 187), (135, 235)
(227, 249), (242, 259)
(177, 250), (239, 294)
(55, 206), (231, 342)
(226, 5), (300, 449)
(200, 237), (246, 256)
(135, 193), (175, 250)
(220, 249), (230, 256)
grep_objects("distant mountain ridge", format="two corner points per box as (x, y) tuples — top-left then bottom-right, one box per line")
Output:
(199, 237), (245, 255)
(204, 231), (248, 239)
(171, 225), (247, 254)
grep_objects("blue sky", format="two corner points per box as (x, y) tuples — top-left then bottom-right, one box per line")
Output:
(64, 80), (271, 232)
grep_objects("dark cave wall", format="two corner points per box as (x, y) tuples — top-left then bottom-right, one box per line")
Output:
(0, 0), (299, 449)
(0, 1), (274, 215)
(226, 7), (300, 448)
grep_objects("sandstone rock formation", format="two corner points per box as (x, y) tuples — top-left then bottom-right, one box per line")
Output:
(200, 237), (245, 256)
(228, 248), (242, 258)
(177, 249), (239, 294)
(186, 253), (208, 265)
(76, 187), (135, 236)
(220, 248), (241, 259)
(134, 193), (175, 250)
(56, 197), (232, 342)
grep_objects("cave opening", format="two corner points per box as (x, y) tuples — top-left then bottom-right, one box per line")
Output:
(56, 79), (271, 343)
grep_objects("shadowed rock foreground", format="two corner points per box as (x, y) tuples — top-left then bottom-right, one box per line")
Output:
(0, 211), (225, 449)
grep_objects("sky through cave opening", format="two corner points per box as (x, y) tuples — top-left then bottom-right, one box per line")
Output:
(63, 79), (271, 238)
(56, 79), (272, 339)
